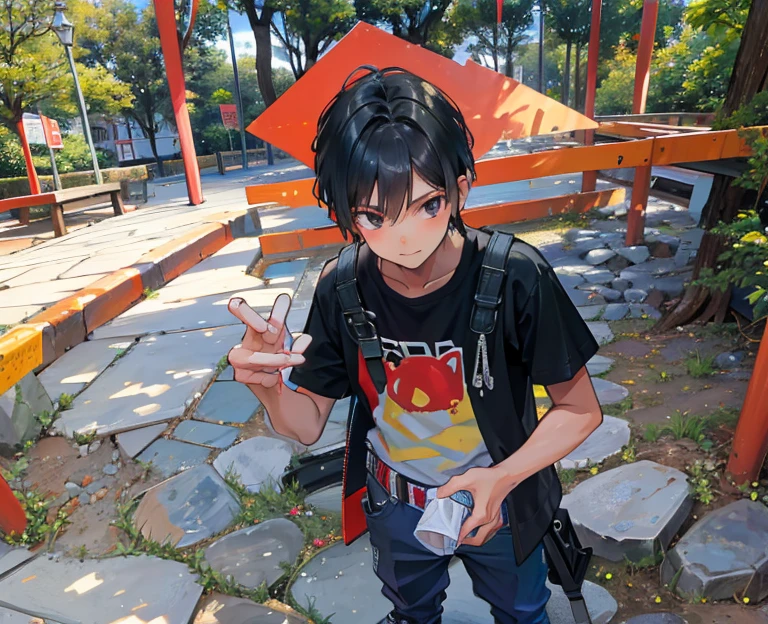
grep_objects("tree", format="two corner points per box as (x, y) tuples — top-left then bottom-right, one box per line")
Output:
(270, 0), (356, 79)
(355, 0), (455, 51)
(451, 0), (534, 76)
(232, 1), (279, 107)
(657, 0), (768, 330)
(545, 0), (590, 107)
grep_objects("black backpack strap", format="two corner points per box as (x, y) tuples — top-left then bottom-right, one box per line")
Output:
(470, 231), (515, 335)
(335, 243), (387, 394)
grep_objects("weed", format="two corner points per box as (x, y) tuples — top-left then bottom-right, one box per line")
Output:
(73, 431), (97, 446)
(685, 351), (717, 379)
(643, 423), (663, 443)
(657, 370), (673, 383)
(663, 410), (707, 443)
(708, 406), (740, 429)
(76, 545), (88, 561)
(291, 596), (334, 624)
(624, 552), (664, 576)
(621, 438), (636, 463)
(0, 455), (29, 482)
(134, 459), (155, 480)
(113, 349), (128, 361)
(686, 460), (719, 505)
(57, 393), (75, 411)
(216, 355), (229, 374)
(557, 467), (577, 485)
(36, 410), (55, 434)
(2, 488), (70, 547)
(612, 397), (634, 414)
(143, 287), (159, 300)
(737, 480), (768, 507)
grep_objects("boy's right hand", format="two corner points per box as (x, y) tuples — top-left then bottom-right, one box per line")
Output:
(227, 293), (312, 389)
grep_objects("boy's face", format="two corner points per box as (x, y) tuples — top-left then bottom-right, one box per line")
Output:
(352, 173), (468, 269)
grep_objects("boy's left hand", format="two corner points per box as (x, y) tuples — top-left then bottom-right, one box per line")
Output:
(436, 466), (519, 547)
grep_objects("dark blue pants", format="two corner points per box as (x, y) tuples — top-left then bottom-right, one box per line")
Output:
(364, 474), (551, 624)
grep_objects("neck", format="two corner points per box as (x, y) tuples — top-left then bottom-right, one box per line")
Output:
(377, 228), (465, 294)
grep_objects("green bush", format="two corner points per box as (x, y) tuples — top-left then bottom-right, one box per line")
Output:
(0, 165), (148, 200)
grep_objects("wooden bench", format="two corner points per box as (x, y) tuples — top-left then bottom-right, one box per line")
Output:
(0, 183), (125, 237)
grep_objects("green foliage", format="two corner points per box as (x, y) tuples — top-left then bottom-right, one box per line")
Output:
(738, 480), (768, 507)
(58, 393), (74, 411)
(686, 459), (718, 505)
(210, 88), (233, 105)
(216, 355), (229, 374)
(143, 287), (159, 300)
(685, 0), (749, 41)
(557, 466), (577, 485)
(2, 488), (70, 547)
(664, 410), (707, 443)
(73, 431), (97, 446)
(643, 423), (662, 443)
(621, 438), (636, 463)
(685, 350), (717, 378)
(657, 370), (673, 383)
(355, 0), (455, 53)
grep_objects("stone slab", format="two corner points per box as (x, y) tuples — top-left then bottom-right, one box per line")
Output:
(195, 380), (262, 424)
(560, 415), (631, 469)
(585, 249), (617, 266)
(59, 250), (141, 279)
(134, 464), (241, 548)
(0, 554), (202, 624)
(0, 372), (52, 453)
(137, 437), (212, 478)
(173, 420), (240, 449)
(91, 285), (294, 340)
(205, 519), (304, 589)
(0, 544), (33, 578)
(305, 485), (343, 514)
(563, 461), (692, 563)
(263, 259), (309, 284)
(213, 436), (294, 493)
(587, 355), (614, 376)
(2, 275), (106, 306)
(116, 423), (168, 457)
(603, 304), (629, 321)
(587, 321), (614, 346)
(218, 366), (235, 381)
(661, 499), (768, 602)
(37, 338), (133, 401)
(193, 593), (309, 623)
(54, 325), (242, 437)
(578, 305), (606, 321)
(0, 606), (33, 622)
(624, 615), (686, 624)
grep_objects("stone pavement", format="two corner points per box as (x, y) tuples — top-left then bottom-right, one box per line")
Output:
(1, 175), (761, 623)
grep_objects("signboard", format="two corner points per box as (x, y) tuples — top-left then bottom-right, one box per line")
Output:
(21, 113), (46, 146)
(41, 116), (64, 149)
(115, 139), (136, 162)
(219, 104), (239, 130)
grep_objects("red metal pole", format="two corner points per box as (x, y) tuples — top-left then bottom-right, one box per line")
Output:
(581, 0), (602, 193)
(153, 0), (204, 206)
(727, 321), (768, 484)
(625, 0), (658, 246)
(16, 119), (40, 225)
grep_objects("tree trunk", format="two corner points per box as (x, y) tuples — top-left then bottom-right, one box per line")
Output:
(562, 41), (572, 105)
(574, 43), (582, 111)
(505, 28), (514, 78)
(492, 22), (499, 73)
(656, 0), (768, 331)
(246, 6), (278, 108)
(145, 123), (165, 178)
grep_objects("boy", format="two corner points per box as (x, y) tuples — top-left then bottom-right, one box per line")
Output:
(228, 66), (603, 624)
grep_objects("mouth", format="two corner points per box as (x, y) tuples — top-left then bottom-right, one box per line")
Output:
(399, 250), (421, 256)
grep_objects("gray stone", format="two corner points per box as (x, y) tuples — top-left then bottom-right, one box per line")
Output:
(0, 372), (53, 453)
(574, 239), (608, 256)
(88, 440), (101, 454)
(563, 461), (691, 563)
(592, 378), (629, 406)
(578, 305), (605, 321)
(629, 258), (677, 277)
(0, 605), (35, 622)
(567, 289), (598, 307)
(173, 420), (240, 449)
(624, 615), (686, 624)
(85, 479), (107, 495)
(629, 304), (662, 320)
(560, 415), (631, 469)
(205, 519), (304, 589)
(137, 438), (212, 478)
(213, 437), (294, 493)
(661, 499), (768, 602)
(585, 249), (617, 266)
(620, 272), (654, 292)
(611, 278), (630, 292)
(305, 485), (343, 514)
(263, 259), (309, 283)
(556, 273), (586, 290)
(116, 423), (167, 457)
(0, 554), (202, 624)
(193, 593), (309, 623)
(586, 321), (614, 346)
(651, 276), (687, 297)
(586, 355), (614, 377)
(196, 381), (262, 424)
(134, 464), (240, 548)
(583, 269), (615, 285)
(65, 482), (82, 498)
(595, 287), (622, 302)
(674, 247), (693, 269)
(217, 365), (235, 381)
(102, 464), (118, 476)
(54, 325), (243, 438)
(714, 351), (745, 370)
(679, 228), (705, 251)
(624, 289), (648, 303)
(78, 492), (90, 506)
(617, 246), (650, 265)
(553, 263), (594, 276)
(37, 338), (134, 401)
(656, 235), (681, 252)
(603, 304), (629, 321)
(112, 449), (119, 462)
(564, 229), (601, 243)
(0, 543), (33, 578)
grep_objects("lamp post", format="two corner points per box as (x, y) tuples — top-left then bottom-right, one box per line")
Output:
(52, 2), (103, 185)
(226, 9), (248, 170)
(536, 2), (545, 94)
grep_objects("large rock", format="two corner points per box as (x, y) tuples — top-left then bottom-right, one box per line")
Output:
(0, 554), (202, 624)
(562, 461), (691, 563)
(134, 464), (241, 548)
(205, 519), (304, 589)
(603, 304), (629, 321)
(592, 378), (629, 406)
(587, 322), (614, 346)
(136, 437), (212, 478)
(195, 381), (262, 425)
(585, 249), (617, 266)
(586, 355), (614, 377)
(193, 593), (309, 623)
(560, 415), (631, 470)
(583, 269), (615, 285)
(116, 423), (167, 458)
(616, 246), (650, 265)
(0, 543), (33, 577)
(173, 420), (240, 449)
(213, 437), (294, 493)
(660, 499), (768, 602)
(0, 372), (53, 454)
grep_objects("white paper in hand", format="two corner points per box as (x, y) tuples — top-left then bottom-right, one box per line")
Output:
(414, 488), (471, 556)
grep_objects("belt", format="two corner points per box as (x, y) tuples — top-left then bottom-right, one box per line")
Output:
(365, 448), (430, 510)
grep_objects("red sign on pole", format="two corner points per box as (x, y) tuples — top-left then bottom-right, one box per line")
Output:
(219, 104), (238, 130)
(41, 116), (64, 149)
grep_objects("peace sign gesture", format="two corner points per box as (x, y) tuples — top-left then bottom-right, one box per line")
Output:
(227, 293), (312, 389)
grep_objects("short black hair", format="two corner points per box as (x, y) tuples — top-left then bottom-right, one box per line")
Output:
(312, 66), (476, 241)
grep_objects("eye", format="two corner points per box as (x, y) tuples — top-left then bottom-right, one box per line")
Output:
(356, 212), (384, 230)
(421, 196), (443, 219)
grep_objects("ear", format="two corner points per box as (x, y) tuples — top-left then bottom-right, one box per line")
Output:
(457, 176), (470, 213)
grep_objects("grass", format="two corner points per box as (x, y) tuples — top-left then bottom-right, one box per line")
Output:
(57, 392), (75, 411)
(611, 396), (634, 415)
(664, 410), (707, 443)
(143, 287), (160, 300)
(644, 423), (662, 443)
(73, 431), (97, 446)
(2, 488), (71, 548)
(708, 406), (740, 429)
(557, 467), (577, 485)
(685, 351), (717, 379)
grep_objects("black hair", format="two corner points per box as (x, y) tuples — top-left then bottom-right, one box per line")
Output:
(312, 66), (476, 241)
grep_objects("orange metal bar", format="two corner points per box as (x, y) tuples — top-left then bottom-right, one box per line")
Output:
(626, 165), (651, 246)
(633, 0), (659, 115)
(246, 177), (316, 209)
(154, 0), (203, 206)
(727, 321), (768, 483)
(16, 120), (40, 226)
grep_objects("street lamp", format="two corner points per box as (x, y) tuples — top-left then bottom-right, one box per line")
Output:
(535, 2), (545, 94)
(52, 2), (103, 185)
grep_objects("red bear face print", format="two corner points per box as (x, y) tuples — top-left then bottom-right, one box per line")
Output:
(384, 348), (465, 412)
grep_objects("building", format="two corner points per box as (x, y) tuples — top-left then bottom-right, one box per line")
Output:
(82, 115), (180, 164)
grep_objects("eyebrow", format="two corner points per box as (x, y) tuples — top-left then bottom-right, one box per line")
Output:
(362, 189), (443, 211)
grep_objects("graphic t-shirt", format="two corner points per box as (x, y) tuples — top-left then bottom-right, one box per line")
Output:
(353, 236), (491, 486)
